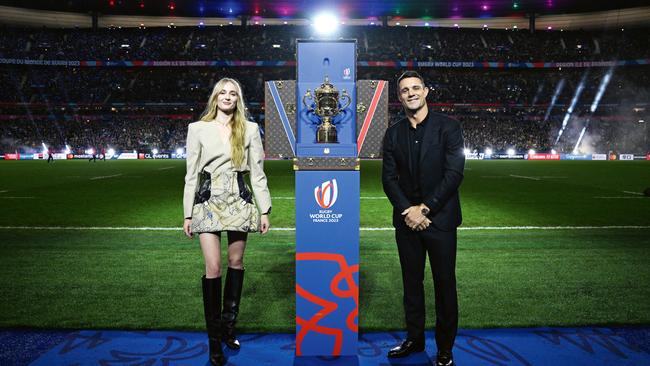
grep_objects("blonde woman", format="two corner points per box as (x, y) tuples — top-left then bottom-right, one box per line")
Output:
(182, 78), (271, 366)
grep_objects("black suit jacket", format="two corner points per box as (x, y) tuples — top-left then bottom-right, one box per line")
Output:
(382, 111), (465, 231)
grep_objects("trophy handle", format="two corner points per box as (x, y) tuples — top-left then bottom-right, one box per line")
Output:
(302, 90), (314, 109)
(339, 90), (352, 110)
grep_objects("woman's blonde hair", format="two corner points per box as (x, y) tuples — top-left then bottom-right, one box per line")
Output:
(199, 77), (248, 168)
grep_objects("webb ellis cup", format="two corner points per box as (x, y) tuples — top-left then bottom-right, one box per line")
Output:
(302, 76), (352, 143)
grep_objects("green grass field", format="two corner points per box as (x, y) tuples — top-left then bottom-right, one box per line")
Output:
(0, 159), (649, 332)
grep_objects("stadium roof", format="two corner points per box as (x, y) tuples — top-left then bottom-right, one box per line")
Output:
(0, 1), (648, 29)
(1, 0), (649, 18)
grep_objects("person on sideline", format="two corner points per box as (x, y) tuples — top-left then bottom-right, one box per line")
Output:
(382, 71), (465, 366)
(182, 78), (271, 366)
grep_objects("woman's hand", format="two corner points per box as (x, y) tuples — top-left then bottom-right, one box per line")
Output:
(260, 214), (270, 235)
(183, 218), (193, 238)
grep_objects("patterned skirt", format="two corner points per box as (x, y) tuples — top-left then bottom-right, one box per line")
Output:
(190, 171), (260, 233)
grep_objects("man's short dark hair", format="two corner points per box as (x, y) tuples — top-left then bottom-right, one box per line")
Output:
(397, 71), (425, 86)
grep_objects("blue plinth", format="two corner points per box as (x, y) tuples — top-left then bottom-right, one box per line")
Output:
(295, 171), (360, 356)
(295, 40), (359, 357)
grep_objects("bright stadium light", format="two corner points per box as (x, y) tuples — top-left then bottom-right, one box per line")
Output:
(544, 78), (565, 122)
(528, 149), (536, 155)
(485, 148), (493, 155)
(152, 148), (159, 155)
(556, 71), (589, 144)
(313, 12), (339, 35)
(590, 67), (614, 113)
(463, 148), (471, 155)
(108, 148), (115, 156)
(507, 148), (515, 156)
(551, 149), (557, 154)
(176, 148), (184, 155)
(573, 124), (588, 153)
(64, 145), (71, 154)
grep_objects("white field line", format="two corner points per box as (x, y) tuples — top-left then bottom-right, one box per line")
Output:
(481, 175), (566, 179)
(0, 190), (9, 193)
(623, 191), (644, 196)
(594, 196), (646, 199)
(509, 174), (541, 181)
(0, 196), (35, 199)
(89, 173), (123, 180)
(0, 225), (648, 231)
(157, 166), (175, 171)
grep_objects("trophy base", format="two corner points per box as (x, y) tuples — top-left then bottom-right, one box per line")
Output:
(317, 126), (338, 144)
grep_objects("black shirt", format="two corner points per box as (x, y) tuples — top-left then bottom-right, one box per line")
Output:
(407, 114), (429, 200)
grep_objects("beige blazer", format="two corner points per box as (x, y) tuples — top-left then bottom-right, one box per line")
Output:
(183, 120), (272, 219)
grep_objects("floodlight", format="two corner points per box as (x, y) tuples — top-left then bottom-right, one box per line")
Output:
(313, 12), (339, 35)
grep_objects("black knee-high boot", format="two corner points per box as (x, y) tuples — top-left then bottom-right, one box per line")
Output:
(222, 267), (244, 349)
(202, 275), (225, 366)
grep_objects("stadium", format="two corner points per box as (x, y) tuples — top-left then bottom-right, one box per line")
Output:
(0, 1), (649, 365)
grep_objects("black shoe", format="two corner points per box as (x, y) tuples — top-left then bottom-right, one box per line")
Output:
(222, 267), (244, 350)
(208, 336), (225, 366)
(202, 276), (225, 366)
(387, 339), (425, 358)
(436, 351), (454, 366)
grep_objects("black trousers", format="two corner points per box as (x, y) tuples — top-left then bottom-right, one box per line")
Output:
(395, 225), (458, 353)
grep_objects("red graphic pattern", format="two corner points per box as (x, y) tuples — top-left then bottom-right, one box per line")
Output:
(314, 181), (334, 209)
(357, 80), (387, 154)
(295, 252), (359, 356)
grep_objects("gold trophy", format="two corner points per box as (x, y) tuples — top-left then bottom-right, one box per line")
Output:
(302, 76), (352, 143)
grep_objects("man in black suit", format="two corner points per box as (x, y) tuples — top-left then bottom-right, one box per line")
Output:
(382, 71), (465, 366)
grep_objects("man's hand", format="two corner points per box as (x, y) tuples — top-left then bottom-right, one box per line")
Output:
(414, 217), (431, 231)
(401, 205), (425, 229)
(401, 204), (431, 231)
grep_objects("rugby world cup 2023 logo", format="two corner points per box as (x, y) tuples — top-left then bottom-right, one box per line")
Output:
(342, 67), (351, 80)
(314, 179), (338, 209)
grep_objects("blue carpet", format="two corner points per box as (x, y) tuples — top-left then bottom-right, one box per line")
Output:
(0, 327), (648, 365)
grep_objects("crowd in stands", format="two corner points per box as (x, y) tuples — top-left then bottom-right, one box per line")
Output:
(1, 25), (648, 62)
(0, 115), (189, 153)
(2, 107), (645, 155)
(0, 25), (648, 155)
(2, 66), (648, 107)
